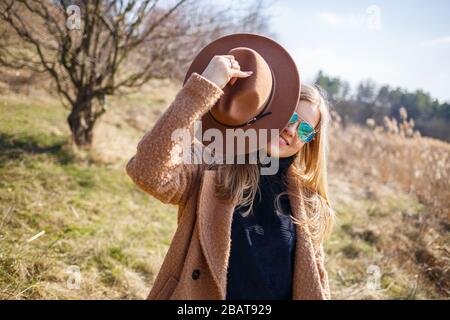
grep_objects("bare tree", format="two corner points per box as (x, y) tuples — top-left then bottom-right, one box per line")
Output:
(0, 0), (273, 146)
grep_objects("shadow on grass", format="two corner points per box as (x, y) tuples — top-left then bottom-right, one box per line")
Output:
(0, 132), (75, 166)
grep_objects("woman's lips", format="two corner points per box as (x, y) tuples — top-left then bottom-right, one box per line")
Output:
(279, 135), (289, 146)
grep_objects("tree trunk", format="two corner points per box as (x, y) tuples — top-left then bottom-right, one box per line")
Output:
(67, 99), (97, 147)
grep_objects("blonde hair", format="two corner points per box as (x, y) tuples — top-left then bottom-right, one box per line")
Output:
(214, 84), (335, 246)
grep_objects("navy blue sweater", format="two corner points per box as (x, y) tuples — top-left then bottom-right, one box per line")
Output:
(226, 155), (297, 300)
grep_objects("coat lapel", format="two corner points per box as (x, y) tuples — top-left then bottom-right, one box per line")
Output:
(197, 167), (325, 300)
(197, 170), (236, 299)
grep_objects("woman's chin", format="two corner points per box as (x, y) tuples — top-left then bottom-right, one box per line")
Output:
(266, 142), (290, 158)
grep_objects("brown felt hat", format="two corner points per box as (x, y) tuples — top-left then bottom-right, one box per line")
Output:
(183, 33), (301, 156)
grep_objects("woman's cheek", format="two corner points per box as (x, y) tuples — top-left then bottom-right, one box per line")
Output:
(278, 144), (294, 157)
(292, 138), (303, 150)
(285, 141), (303, 156)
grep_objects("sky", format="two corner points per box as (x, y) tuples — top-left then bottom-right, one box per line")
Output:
(265, 0), (450, 103)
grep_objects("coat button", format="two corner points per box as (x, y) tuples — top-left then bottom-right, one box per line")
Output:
(192, 269), (200, 280)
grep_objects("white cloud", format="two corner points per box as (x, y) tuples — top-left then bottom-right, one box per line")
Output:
(420, 36), (450, 47)
(317, 5), (382, 31)
(318, 12), (345, 27)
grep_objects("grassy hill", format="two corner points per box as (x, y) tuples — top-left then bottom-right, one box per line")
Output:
(0, 81), (448, 299)
(0, 83), (180, 299)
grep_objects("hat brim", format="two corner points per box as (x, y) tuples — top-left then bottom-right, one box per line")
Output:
(183, 33), (300, 156)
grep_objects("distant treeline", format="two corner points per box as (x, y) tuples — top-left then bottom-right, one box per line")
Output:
(315, 71), (450, 141)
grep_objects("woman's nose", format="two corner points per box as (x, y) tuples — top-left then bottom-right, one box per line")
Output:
(284, 125), (296, 138)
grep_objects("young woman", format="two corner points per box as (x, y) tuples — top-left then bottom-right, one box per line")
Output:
(126, 54), (335, 300)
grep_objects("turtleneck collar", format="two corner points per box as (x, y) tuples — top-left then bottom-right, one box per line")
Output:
(278, 154), (296, 170)
(257, 149), (297, 175)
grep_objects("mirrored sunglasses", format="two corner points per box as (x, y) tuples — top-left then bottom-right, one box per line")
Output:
(288, 112), (319, 143)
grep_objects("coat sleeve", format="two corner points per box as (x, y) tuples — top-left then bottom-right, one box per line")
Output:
(316, 243), (331, 299)
(126, 72), (224, 206)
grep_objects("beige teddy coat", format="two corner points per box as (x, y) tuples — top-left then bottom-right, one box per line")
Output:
(125, 72), (331, 300)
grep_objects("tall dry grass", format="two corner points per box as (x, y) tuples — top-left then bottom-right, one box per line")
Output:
(328, 108), (449, 298)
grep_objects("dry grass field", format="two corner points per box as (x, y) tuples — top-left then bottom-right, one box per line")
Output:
(0, 79), (448, 299)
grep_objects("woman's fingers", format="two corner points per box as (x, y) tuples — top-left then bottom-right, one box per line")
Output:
(231, 69), (253, 78)
(225, 56), (252, 86)
(229, 69), (253, 86)
(230, 60), (239, 69)
(202, 55), (252, 87)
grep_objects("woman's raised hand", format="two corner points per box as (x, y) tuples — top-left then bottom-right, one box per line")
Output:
(201, 55), (253, 89)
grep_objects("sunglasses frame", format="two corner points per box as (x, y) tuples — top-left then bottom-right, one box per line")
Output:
(288, 111), (320, 143)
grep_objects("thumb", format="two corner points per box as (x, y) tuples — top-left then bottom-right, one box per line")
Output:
(229, 70), (253, 86)
(232, 70), (253, 78)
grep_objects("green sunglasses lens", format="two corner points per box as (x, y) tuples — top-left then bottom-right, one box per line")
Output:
(288, 112), (317, 143)
(303, 131), (316, 143)
(298, 122), (315, 142)
(289, 112), (299, 124)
